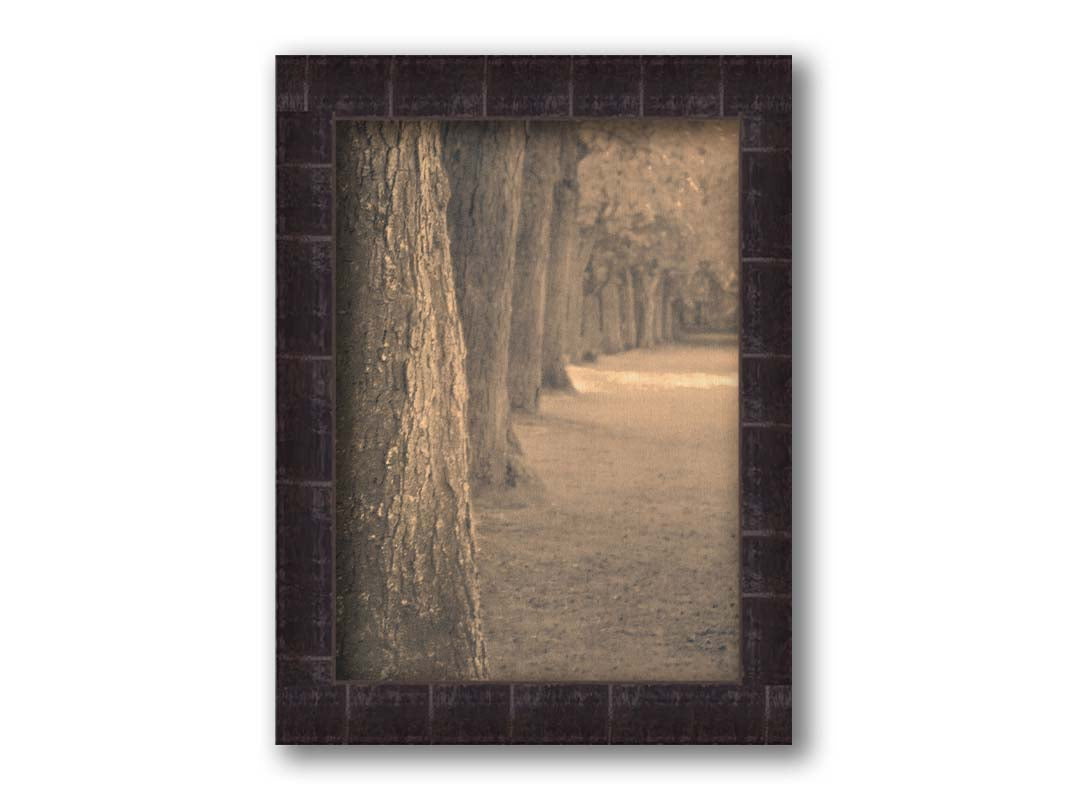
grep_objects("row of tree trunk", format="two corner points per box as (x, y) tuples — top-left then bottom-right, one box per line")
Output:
(334, 121), (575, 680)
(333, 120), (682, 681)
(576, 266), (681, 359)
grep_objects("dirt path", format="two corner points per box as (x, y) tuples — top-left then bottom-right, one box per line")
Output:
(474, 340), (739, 681)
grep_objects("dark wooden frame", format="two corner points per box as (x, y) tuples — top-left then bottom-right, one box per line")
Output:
(277, 55), (791, 744)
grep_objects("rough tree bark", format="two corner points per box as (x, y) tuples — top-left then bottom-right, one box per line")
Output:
(335, 120), (487, 681)
(541, 128), (579, 391)
(441, 122), (527, 487)
(508, 124), (562, 412)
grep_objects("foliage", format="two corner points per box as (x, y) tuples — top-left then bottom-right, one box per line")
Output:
(577, 120), (739, 290)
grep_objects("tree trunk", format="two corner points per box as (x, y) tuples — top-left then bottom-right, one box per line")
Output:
(508, 124), (562, 412)
(441, 122), (527, 487)
(650, 276), (662, 345)
(663, 291), (677, 342)
(541, 128), (579, 391)
(658, 278), (671, 342)
(579, 290), (602, 359)
(620, 269), (637, 349)
(599, 274), (624, 354)
(634, 269), (661, 348)
(567, 233), (598, 360)
(565, 264), (584, 361)
(335, 120), (487, 681)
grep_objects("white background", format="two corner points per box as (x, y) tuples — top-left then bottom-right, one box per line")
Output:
(1, 1), (1065, 796)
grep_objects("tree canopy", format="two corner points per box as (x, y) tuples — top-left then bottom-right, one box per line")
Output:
(576, 119), (739, 289)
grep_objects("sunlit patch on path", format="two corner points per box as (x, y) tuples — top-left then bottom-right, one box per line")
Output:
(568, 365), (737, 392)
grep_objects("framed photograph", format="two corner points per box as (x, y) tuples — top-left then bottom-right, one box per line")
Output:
(276, 55), (791, 744)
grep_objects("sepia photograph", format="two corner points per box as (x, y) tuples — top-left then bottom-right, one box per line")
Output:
(9, 4), (1063, 788)
(334, 118), (741, 682)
